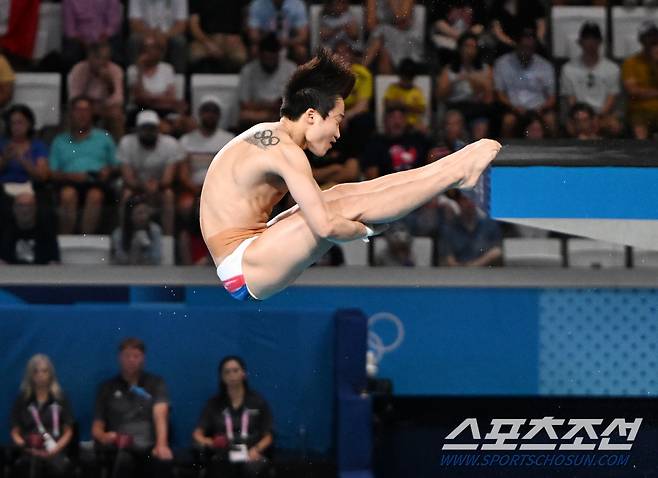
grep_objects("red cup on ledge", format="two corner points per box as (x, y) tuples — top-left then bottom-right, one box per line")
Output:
(212, 435), (228, 449)
(115, 433), (134, 449)
(27, 433), (44, 449)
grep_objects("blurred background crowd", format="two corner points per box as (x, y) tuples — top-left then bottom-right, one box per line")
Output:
(0, 0), (655, 268)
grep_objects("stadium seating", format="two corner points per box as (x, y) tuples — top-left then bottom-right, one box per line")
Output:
(612, 6), (658, 59)
(551, 6), (607, 59)
(58, 235), (111, 265)
(11, 73), (61, 129)
(190, 74), (240, 129)
(33, 2), (62, 60)
(567, 239), (627, 268)
(373, 236), (434, 267)
(309, 4), (365, 52)
(503, 238), (563, 267)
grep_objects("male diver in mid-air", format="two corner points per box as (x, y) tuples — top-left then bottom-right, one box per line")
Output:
(200, 49), (501, 300)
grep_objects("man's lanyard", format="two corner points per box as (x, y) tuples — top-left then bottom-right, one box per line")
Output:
(28, 403), (60, 438)
(224, 409), (249, 442)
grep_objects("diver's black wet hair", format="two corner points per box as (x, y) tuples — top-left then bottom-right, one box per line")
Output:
(280, 48), (355, 120)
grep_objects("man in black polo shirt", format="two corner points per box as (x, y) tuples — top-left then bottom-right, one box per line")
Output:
(91, 337), (173, 478)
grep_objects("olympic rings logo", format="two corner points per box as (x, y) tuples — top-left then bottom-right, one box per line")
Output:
(368, 312), (405, 364)
(254, 130), (280, 146)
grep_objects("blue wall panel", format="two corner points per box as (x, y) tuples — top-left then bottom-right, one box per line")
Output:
(0, 304), (335, 451)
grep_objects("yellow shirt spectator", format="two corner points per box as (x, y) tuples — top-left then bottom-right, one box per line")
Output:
(0, 55), (15, 83)
(384, 82), (426, 127)
(344, 63), (372, 110)
(622, 52), (658, 114)
(0, 54), (15, 109)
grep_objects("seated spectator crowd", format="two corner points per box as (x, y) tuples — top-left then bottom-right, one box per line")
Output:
(0, 0), (655, 268)
(5, 340), (274, 478)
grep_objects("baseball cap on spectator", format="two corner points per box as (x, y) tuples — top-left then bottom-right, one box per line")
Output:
(199, 95), (222, 113)
(639, 20), (658, 42)
(136, 110), (160, 127)
(579, 22), (602, 41)
(514, 26), (537, 43)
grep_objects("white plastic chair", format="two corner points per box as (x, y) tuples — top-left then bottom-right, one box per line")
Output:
(174, 74), (185, 101)
(309, 4), (365, 52)
(503, 238), (563, 267)
(373, 237), (433, 267)
(58, 235), (111, 265)
(33, 2), (62, 60)
(633, 248), (658, 268)
(551, 7), (607, 59)
(190, 74), (240, 130)
(567, 239), (626, 268)
(612, 6), (658, 59)
(161, 235), (175, 266)
(11, 73), (62, 129)
(341, 240), (369, 266)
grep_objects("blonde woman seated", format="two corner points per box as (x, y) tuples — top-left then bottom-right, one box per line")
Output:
(9, 354), (75, 478)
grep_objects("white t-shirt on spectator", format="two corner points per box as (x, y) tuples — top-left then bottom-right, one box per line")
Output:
(238, 59), (297, 104)
(117, 133), (185, 183)
(560, 56), (620, 114)
(127, 62), (175, 96)
(180, 128), (235, 186)
(128, 0), (188, 31)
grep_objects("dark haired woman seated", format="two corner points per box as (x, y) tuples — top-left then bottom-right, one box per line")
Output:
(193, 356), (274, 478)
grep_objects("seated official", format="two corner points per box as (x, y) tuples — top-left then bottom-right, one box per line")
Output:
(9, 354), (74, 478)
(193, 356), (274, 478)
(91, 337), (173, 478)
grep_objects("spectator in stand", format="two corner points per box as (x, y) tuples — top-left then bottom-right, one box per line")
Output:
(333, 40), (375, 158)
(238, 34), (297, 129)
(62, 0), (123, 69)
(518, 112), (547, 139)
(176, 197), (209, 266)
(319, 0), (361, 51)
(0, 51), (14, 109)
(49, 96), (118, 235)
(128, 0), (188, 73)
(8, 354), (74, 478)
(361, 106), (430, 180)
(494, 27), (556, 138)
(92, 338), (173, 478)
(127, 34), (191, 136)
(118, 110), (183, 236)
(363, 0), (423, 73)
(68, 42), (125, 140)
(430, 110), (469, 160)
(307, 141), (360, 190)
(489, 0), (546, 56)
(0, 105), (49, 196)
(429, 0), (486, 63)
(439, 189), (502, 267)
(437, 32), (494, 140)
(193, 356), (273, 478)
(248, 0), (309, 64)
(560, 22), (621, 138)
(178, 96), (234, 265)
(179, 97), (234, 201)
(188, 0), (248, 73)
(622, 20), (658, 139)
(384, 58), (427, 132)
(375, 221), (415, 267)
(0, 192), (59, 265)
(409, 110), (468, 237)
(111, 194), (162, 265)
(567, 102), (601, 140)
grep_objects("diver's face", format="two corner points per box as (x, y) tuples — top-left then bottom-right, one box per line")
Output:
(305, 98), (344, 157)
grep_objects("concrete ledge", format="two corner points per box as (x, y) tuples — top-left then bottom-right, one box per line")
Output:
(0, 265), (657, 288)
